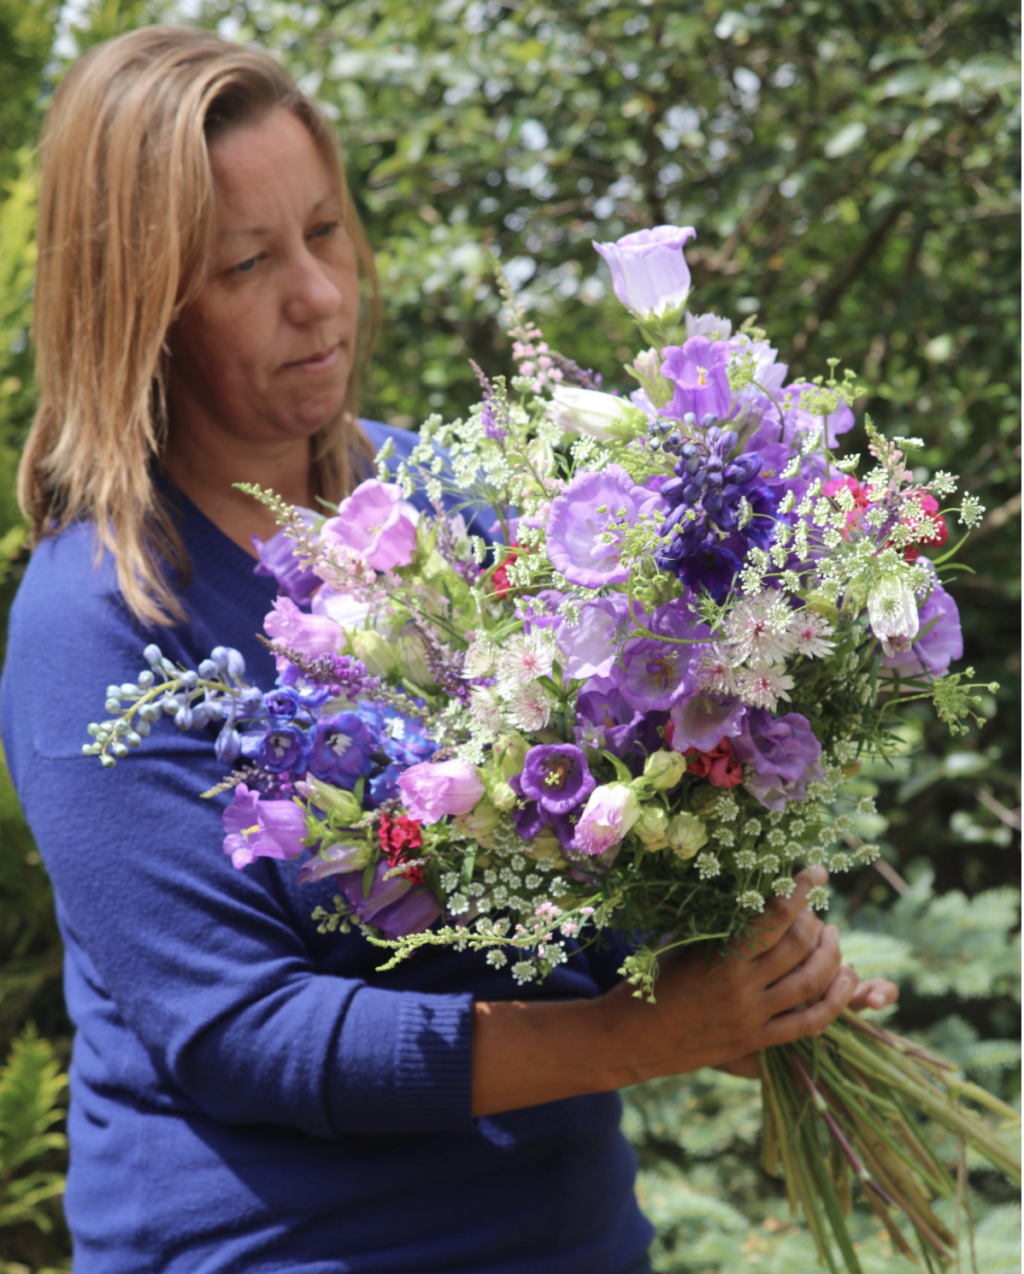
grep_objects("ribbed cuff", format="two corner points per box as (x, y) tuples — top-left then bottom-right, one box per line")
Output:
(328, 986), (475, 1136)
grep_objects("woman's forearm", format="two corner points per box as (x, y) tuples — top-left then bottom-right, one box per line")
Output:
(471, 997), (630, 1117)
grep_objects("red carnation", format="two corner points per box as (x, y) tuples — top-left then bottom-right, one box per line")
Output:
(378, 813), (425, 884)
(901, 490), (948, 562)
(684, 739), (743, 788)
(492, 542), (522, 598)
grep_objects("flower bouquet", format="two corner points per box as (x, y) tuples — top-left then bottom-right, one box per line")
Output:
(87, 226), (1019, 1270)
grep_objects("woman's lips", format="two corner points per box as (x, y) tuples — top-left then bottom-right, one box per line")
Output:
(284, 345), (341, 373)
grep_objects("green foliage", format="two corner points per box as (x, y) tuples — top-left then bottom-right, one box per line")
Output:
(0, 1), (1017, 1266)
(0, 1026), (69, 1273)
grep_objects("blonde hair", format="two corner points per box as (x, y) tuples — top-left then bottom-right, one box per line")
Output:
(19, 25), (380, 625)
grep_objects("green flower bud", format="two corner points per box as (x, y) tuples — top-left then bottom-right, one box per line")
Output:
(351, 629), (396, 677)
(634, 804), (670, 851)
(666, 812), (708, 860)
(300, 776), (363, 826)
(642, 749), (687, 791)
(452, 800), (501, 848)
(494, 732), (528, 780)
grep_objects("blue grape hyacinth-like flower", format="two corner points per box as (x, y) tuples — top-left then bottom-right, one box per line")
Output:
(652, 414), (780, 600)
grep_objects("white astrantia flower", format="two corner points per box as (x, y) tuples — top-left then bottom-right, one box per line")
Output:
(737, 661), (795, 711)
(507, 683), (552, 732)
(463, 637), (496, 677)
(468, 686), (503, 734)
(789, 609), (836, 659)
(496, 629), (557, 689)
(726, 593), (797, 665)
(867, 574), (919, 657)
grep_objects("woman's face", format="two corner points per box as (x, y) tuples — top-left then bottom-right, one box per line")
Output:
(167, 107), (359, 449)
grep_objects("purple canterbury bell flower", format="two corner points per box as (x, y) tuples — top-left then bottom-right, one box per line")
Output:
(508, 773), (578, 849)
(546, 465), (665, 589)
(520, 744), (596, 816)
(252, 511), (320, 603)
(341, 861), (441, 939)
(618, 637), (694, 712)
(732, 708), (824, 812)
(660, 337), (734, 423)
(222, 783), (307, 871)
(592, 225), (697, 319)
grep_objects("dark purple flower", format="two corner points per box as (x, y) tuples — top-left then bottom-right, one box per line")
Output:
(241, 725), (308, 774)
(508, 774), (578, 848)
(341, 861), (440, 939)
(263, 687), (301, 723)
(520, 744), (596, 816)
(307, 712), (378, 788)
(674, 538), (743, 603)
(252, 513), (320, 604)
(732, 708), (824, 812)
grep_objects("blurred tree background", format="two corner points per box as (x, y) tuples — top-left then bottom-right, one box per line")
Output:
(0, 1), (1019, 1270)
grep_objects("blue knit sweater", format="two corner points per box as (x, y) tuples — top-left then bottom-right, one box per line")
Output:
(1, 422), (653, 1274)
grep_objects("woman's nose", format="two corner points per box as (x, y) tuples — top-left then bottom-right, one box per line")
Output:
(283, 250), (343, 326)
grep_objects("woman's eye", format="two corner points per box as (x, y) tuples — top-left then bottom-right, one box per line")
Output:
(311, 220), (340, 240)
(233, 256), (260, 274)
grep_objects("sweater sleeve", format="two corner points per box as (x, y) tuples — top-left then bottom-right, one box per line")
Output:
(5, 558), (474, 1140)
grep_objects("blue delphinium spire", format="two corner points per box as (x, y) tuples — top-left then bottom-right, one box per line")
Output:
(651, 413), (780, 601)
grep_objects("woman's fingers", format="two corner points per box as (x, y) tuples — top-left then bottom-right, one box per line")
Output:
(761, 924), (843, 1017)
(759, 966), (858, 1049)
(735, 866), (828, 961)
(753, 908), (822, 987)
(848, 977), (899, 1012)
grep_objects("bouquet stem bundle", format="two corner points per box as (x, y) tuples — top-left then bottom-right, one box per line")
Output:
(759, 1012), (1020, 1272)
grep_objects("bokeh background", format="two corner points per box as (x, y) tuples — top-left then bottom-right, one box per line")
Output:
(0, 2), (1019, 1270)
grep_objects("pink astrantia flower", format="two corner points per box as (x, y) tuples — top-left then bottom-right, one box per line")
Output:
(320, 479), (419, 572)
(398, 760), (484, 824)
(222, 783), (307, 871)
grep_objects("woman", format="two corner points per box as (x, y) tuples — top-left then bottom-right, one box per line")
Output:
(2, 26), (896, 1274)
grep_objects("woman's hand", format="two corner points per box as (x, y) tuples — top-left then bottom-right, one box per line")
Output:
(470, 866), (897, 1116)
(596, 867), (882, 1086)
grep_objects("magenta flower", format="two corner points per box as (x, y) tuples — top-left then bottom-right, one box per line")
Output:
(320, 479), (419, 572)
(341, 861), (441, 939)
(398, 760), (484, 824)
(222, 783), (307, 871)
(520, 744), (596, 816)
(659, 336), (734, 422)
(572, 784), (640, 857)
(546, 465), (663, 589)
(592, 225), (696, 319)
(264, 597), (342, 668)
